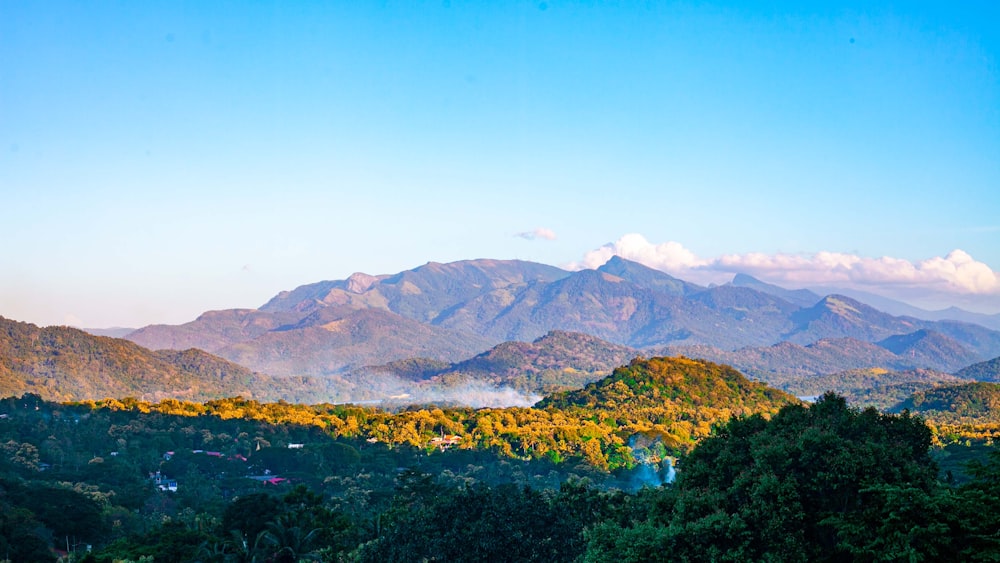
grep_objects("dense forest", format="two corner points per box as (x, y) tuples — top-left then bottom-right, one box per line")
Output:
(1, 357), (999, 561)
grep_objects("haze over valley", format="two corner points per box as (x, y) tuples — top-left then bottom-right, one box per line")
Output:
(4, 254), (1000, 413)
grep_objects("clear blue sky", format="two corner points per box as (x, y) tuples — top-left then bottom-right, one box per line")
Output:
(2, 1), (999, 328)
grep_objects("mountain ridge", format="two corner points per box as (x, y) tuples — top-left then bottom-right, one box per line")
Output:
(102, 257), (1000, 378)
(0, 316), (298, 402)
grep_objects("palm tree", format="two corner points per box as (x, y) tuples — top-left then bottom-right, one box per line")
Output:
(214, 529), (269, 563)
(257, 515), (321, 563)
(192, 539), (229, 563)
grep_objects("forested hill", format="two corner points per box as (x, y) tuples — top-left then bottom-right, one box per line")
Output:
(539, 356), (797, 413)
(0, 317), (291, 402)
(955, 356), (1000, 381)
(892, 381), (1000, 423)
(536, 357), (798, 446)
(367, 330), (640, 395)
(6, 390), (999, 562)
(774, 367), (961, 410)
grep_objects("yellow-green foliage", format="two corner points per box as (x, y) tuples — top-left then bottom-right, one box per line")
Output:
(80, 356), (798, 471)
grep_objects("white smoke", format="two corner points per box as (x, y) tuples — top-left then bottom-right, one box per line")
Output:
(627, 435), (676, 490)
(333, 371), (541, 409)
(415, 380), (542, 408)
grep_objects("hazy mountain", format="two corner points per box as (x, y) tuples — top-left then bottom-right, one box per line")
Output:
(596, 255), (704, 296)
(126, 309), (304, 353)
(445, 268), (672, 344)
(784, 295), (923, 344)
(682, 284), (801, 341)
(215, 308), (491, 377)
(776, 367), (961, 410)
(661, 338), (912, 380)
(876, 329), (980, 372)
(730, 273), (822, 308)
(954, 356), (1000, 381)
(458, 269), (662, 343)
(119, 257), (1000, 378)
(919, 320), (1000, 361)
(365, 357), (454, 382)
(369, 330), (640, 395)
(806, 285), (1000, 330)
(626, 294), (775, 350)
(730, 275), (1000, 330)
(891, 382), (1000, 423)
(434, 267), (799, 350)
(919, 307), (1000, 331)
(254, 272), (389, 314)
(82, 327), (136, 338)
(124, 259), (569, 376)
(260, 259), (570, 321)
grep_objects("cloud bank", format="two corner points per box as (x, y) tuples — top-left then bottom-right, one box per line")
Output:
(570, 234), (1000, 310)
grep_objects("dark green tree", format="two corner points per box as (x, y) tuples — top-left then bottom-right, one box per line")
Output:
(359, 480), (583, 562)
(221, 492), (284, 539)
(586, 393), (943, 562)
(0, 502), (57, 563)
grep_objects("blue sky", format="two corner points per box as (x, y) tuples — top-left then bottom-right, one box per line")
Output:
(2, 1), (999, 328)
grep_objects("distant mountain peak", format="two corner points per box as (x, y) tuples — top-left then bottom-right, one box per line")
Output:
(345, 272), (379, 294)
(598, 255), (667, 276)
(732, 273), (761, 284)
(596, 256), (702, 296)
(601, 255), (630, 267)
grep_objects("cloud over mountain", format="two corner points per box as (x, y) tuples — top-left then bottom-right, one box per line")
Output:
(715, 249), (999, 294)
(571, 234), (707, 272)
(571, 234), (1000, 310)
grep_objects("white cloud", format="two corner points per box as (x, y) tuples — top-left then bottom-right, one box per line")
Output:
(713, 248), (1000, 295)
(515, 227), (557, 241)
(568, 233), (707, 272)
(571, 234), (1000, 303)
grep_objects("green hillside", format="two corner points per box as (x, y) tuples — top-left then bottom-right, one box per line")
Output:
(0, 317), (321, 402)
(384, 330), (640, 395)
(777, 367), (961, 410)
(540, 355), (797, 412)
(955, 356), (1000, 381)
(893, 381), (1000, 423)
(538, 356), (799, 447)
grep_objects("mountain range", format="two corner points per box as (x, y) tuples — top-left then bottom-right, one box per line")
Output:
(732, 274), (1000, 331)
(5, 313), (1000, 417)
(7, 255), (1000, 408)
(121, 257), (1000, 379)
